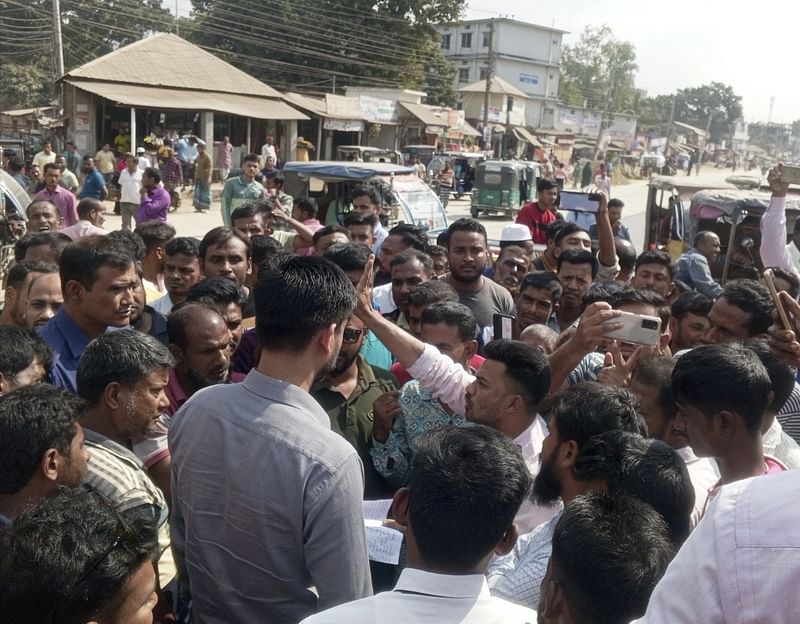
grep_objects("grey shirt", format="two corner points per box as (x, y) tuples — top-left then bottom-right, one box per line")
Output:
(169, 369), (372, 624)
(453, 277), (516, 332)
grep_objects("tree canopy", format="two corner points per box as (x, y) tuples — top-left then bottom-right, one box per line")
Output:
(559, 25), (638, 113)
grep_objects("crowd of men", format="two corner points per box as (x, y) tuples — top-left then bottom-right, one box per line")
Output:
(1, 148), (800, 624)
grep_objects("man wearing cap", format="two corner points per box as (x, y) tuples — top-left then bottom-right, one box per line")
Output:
(135, 147), (151, 171)
(516, 179), (560, 244)
(486, 224), (535, 280)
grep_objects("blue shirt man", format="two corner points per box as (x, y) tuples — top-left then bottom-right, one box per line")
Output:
(79, 167), (107, 200)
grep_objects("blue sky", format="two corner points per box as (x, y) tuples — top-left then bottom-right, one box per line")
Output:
(167, 0), (799, 124)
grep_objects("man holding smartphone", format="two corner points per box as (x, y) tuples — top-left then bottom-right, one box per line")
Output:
(760, 165), (800, 278)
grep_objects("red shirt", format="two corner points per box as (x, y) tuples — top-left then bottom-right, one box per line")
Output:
(517, 202), (558, 244)
(392, 354), (485, 385)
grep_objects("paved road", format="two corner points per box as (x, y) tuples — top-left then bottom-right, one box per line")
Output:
(99, 168), (735, 253)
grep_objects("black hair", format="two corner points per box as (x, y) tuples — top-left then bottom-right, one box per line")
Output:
(76, 198), (102, 220)
(672, 343), (771, 433)
(294, 197), (318, 219)
(556, 248), (599, 279)
(387, 223), (427, 252)
(264, 173), (284, 188)
(142, 166), (161, 184)
(0, 326), (52, 381)
(483, 339), (550, 410)
(631, 356), (678, 425)
(446, 217), (487, 247)
(740, 338), (796, 415)
(343, 211), (377, 228)
(187, 276), (248, 308)
(582, 281), (628, 307)
(574, 432), (694, 548)
(553, 222), (589, 247)
(134, 220), (175, 252)
(14, 233), (71, 263)
(407, 280), (458, 307)
(670, 290), (712, 320)
(198, 226), (251, 261)
(0, 384), (85, 494)
(545, 219), (566, 243)
(608, 198), (624, 209)
(420, 302), (477, 342)
(426, 244), (447, 258)
(76, 331), (174, 406)
(0, 488), (152, 624)
(59, 236), (135, 291)
(436, 230), (449, 248)
(165, 236), (199, 258)
(720, 279), (774, 336)
(167, 301), (225, 350)
(250, 235), (284, 268)
(312, 224), (348, 247)
(390, 248), (433, 274)
(254, 255), (356, 352)
(324, 243), (372, 272)
(231, 203), (261, 222)
(42, 162), (60, 175)
(519, 271), (562, 301)
(610, 287), (669, 326)
(768, 266), (800, 299)
(550, 493), (672, 624)
(101, 233), (140, 267)
(635, 249), (675, 277)
(615, 237), (637, 272)
(550, 382), (648, 446)
(536, 178), (558, 193)
(243, 153), (260, 164)
(408, 426), (531, 570)
(6, 259), (57, 291)
(351, 186), (379, 205)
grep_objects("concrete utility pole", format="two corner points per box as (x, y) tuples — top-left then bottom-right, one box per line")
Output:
(663, 96), (677, 160)
(52, 0), (65, 79)
(482, 18), (495, 153)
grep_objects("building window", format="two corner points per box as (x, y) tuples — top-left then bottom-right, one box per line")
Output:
(479, 67), (488, 80)
(482, 31), (491, 47)
(461, 32), (472, 48)
(458, 68), (470, 83)
(441, 34), (451, 50)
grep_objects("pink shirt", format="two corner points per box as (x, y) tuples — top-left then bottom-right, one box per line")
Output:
(34, 185), (79, 227)
(60, 219), (107, 240)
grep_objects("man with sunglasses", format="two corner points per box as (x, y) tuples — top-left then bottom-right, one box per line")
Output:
(312, 314), (398, 500)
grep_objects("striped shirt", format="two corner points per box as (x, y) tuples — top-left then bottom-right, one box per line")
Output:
(777, 382), (800, 445)
(83, 429), (175, 587)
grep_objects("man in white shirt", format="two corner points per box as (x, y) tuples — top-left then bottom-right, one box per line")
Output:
(302, 426), (538, 624)
(633, 469), (800, 624)
(354, 257), (559, 532)
(260, 134), (277, 168)
(117, 154), (143, 231)
(486, 383), (648, 608)
(32, 142), (56, 170)
(135, 146), (151, 171)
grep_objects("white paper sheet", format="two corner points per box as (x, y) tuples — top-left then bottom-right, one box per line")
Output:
(364, 519), (404, 565)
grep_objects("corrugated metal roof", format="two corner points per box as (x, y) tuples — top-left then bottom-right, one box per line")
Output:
(398, 101), (449, 127)
(64, 33), (281, 98)
(66, 80), (307, 120)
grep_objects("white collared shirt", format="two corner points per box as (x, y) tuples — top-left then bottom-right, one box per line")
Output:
(762, 417), (800, 470)
(301, 568), (538, 624)
(514, 416), (562, 533)
(675, 445), (720, 527)
(633, 470), (800, 624)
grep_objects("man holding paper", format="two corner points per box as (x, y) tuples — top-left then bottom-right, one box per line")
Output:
(302, 426), (538, 623)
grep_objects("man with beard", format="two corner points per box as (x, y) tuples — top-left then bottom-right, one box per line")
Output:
(374, 223), (427, 287)
(24, 270), (63, 331)
(554, 249), (597, 332)
(78, 156), (108, 201)
(373, 249), (433, 328)
(39, 236), (138, 393)
(312, 313), (397, 499)
(492, 245), (530, 298)
(76, 330), (175, 591)
(170, 256), (371, 623)
(445, 218), (515, 336)
(0, 260), (57, 328)
(669, 291), (712, 352)
(486, 382), (647, 608)
(0, 384), (89, 525)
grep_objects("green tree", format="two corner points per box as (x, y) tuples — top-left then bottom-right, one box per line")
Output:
(185, 0), (464, 96)
(635, 94), (673, 135)
(559, 25), (638, 112)
(0, 62), (54, 111)
(674, 82), (743, 144)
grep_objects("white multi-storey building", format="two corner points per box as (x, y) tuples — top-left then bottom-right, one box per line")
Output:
(437, 17), (567, 129)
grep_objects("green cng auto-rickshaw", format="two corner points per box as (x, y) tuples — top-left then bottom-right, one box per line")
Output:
(470, 160), (537, 219)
